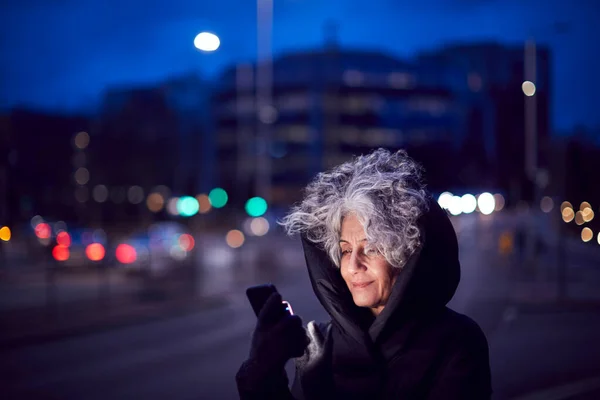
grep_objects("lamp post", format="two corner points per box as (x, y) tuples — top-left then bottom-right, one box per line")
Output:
(522, 21), (571, 270)
(255, 0), (274, 204)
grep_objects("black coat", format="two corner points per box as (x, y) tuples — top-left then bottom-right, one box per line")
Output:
(237, 200), (492, 399)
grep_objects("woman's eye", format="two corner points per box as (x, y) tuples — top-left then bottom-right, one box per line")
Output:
(365, 248), (378, 256)
(341, 249), (351, 255)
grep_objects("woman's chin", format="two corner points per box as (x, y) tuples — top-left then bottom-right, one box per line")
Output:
(352, 293), (377, 308)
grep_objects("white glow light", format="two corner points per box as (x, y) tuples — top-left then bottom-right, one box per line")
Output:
(478, 192), (495, 215)
(194, 32), (220, 52)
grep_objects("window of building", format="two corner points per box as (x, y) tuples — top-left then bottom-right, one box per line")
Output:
(278, 94), (310, 112)
(338, 126), (361, 144)
(286, 125), (311, 143)
(388, 72), (415, 89)
(468, 72), (483, 92)
(344, 96), (369, 114)
(407, 97), (447, 116)
(343, 70), (364, 86)
(363, 128), (400, 146)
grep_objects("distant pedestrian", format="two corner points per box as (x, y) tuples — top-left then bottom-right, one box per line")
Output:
(236, 149), (492, 399)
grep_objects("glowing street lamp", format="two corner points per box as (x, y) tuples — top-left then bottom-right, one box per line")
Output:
(194, 32), (220, 52)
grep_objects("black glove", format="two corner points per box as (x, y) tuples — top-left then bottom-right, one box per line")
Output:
(250, 292), (308, 369)
(236, 292), (308, 396)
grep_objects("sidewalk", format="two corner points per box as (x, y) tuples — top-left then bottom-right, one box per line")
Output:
(479, 243), (600, 399)
(491, 305), (600, 399)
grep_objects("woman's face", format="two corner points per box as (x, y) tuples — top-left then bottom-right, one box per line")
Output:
(339, 213), (399, 316)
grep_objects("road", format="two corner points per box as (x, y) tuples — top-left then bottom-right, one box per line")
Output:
(2, 213), (600, 399)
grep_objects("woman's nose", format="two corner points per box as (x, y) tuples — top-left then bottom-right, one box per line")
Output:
(347, 253), (366, 274)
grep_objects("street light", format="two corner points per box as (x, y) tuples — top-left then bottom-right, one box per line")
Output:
(194, 32), (220, 52)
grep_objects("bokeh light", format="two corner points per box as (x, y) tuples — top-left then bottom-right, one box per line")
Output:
(177, 196), (200, 217)
(437, 192), (453, 210)
(494, 194), (505, 212)
(580, 202), (592, 212)
(245, 197), (268, 217)
(250, 217), (270, 236)
(196, 194), (212, 214)
(560, 201), (573, 213)
(93, 185), (109, 203)
(128, 186), (145, 204)
(35, 223), (51, 239)
(52, 245), (70, 261)
(146, 192), (165, 213)
(460, 194), (477, 214)
(31, 215), (44, 229)
(56, 231), (71, 247)
(55, 221), (67, 233)
(179, 234), (195, 252)
(583, 207), (595, 223)
(116, 244), (137, 264)
(74, 131), (90, 149)
(194, 32), (220, 52)
(167, 197), (180, 216)
(170, 245), (187, 260)
(226, 230), (245, 248)
(575, 211), (584, 225)
(209, 188), (228, 208)
(581, 227), (593, 242)
(477, 192), (495, 215)
(540, 196), (554, 213)
(86, 243), (106, 261)
(93, 229), (107, 244)
(448, 196), (463, 216)
(562, 207), (575, 223)
(522, 81), (536, 96)
(75, 167), (90, 185)
(0, 226), (11, 242)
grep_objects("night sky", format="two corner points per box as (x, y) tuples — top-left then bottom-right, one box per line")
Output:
(1, 0), (598, 131)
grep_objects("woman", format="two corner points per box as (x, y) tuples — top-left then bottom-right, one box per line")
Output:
(236, 149), (492, 399)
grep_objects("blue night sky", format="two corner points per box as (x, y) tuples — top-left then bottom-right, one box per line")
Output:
(1, 0), (598, 131)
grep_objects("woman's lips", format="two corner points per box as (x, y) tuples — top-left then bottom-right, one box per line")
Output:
(352, 281), (373, 289)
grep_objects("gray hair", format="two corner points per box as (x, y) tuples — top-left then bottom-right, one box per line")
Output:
(278, 148), (429, 269)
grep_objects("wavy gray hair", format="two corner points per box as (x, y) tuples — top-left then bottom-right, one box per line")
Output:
(278, 148), (429, 269)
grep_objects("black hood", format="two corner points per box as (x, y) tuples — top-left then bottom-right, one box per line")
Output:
(301, 197), (460, 344)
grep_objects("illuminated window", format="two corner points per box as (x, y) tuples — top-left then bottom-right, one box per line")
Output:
(343, 70), (364, 86)
(388, 72), (415, 89)
(277, 125), (311, 143)
(363, 129), (399, 146)
(278, 94), (309, 112)
(344, 97), (368, 114)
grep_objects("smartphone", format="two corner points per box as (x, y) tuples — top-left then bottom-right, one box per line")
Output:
(246, 283), (293, 318)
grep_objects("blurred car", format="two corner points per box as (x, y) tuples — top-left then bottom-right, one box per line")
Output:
(110, 222), (195, 277)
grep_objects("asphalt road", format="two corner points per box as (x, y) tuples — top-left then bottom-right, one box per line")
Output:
(2, 213), (600, 399)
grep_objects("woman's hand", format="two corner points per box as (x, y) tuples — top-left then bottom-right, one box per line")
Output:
(249, 292), (308, 370)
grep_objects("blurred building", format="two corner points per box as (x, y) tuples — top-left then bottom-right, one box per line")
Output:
(212, 48), (464, 208)
(417, 42), (551, 204)
(91, 75), (209, 225)
(0, 109), (91, 225)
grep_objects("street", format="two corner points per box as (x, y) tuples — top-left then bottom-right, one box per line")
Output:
(1, 213), (600, 399)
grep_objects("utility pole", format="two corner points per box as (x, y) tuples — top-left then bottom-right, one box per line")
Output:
(255, 0), (274, 203)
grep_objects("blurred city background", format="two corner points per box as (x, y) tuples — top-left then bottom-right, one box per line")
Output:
(1, 1), (600, 399)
